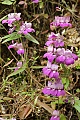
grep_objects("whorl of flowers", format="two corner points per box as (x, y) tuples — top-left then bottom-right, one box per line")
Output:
(50, 16), (72, 28)
(2, 13), (35, 35)
(42, 16), (78, 120)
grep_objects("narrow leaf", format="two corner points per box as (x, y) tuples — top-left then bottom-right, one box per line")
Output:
(0, 15), (7, 22)
(2, 32), (21, 43)
(25, 33), (39, 44)
(31, 66), (44, 69)
(73, 100), (80, 113)
(2, 0), (13, 5)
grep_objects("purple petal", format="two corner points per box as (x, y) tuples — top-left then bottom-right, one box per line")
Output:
(17, 49), (24, 55)
(56, 55), (65, 63)
(57, 90), (65, 96)
(43, 52), (56, 62)
(50, 89), (57, 96)
(45, 41), (53, 46)
(42, 67), (51, 76)
(65, 58), (74, 65)
(2, 20), (8, 24)
(49, 71), (59, 79)
(51, 64), (58, 71)
(50, 116), (60, 120)
(72, 53), (78, 60)
(42, 87), (51, 95)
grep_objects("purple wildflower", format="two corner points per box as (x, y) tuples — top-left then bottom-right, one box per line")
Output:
(2, 13), (21, 27)
(42, 80), (65, 97)
(42, 87), (51, 95)
(55, 48), (78, 65)
(50, 16), (72, 28)
(42, 67), (51, 76)
(56, 55), (65, 64)
(47, 45), (54, 52)
(42, 62), (59, 79)
(72, 53), (78, 60)
(46, 32), (64, 48)
(8, 42), (24, 55)
(50, 116), (60, 120)
(56, 48), (65, 56)
(50, 110), (60, 120)
(43, 52), (56, 62)
(18, 21), (35, 35)
(48, 32), (57, 41)
(49, 71), (59, 79)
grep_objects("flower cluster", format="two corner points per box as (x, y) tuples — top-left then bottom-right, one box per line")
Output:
(46, 32), (64, 48)
(2, 13), (21, 34)
(42, 80), (65, 97)
(42, 16), (78, 120)
(18, 21), (35, 35)
(2, 13), (35, 35)
(50, 16), (72, 28)
(2, 13), (35, 71)
(2, 13), (21, 27)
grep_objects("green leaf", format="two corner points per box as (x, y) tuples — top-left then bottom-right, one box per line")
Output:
(2, 0), (13, 5)
(62, 77), (69, 89)
(0, 15), (7, 22)
(60, 114), (66, 120)
(2, 32), (21, 43)
(6, 62), (27, 80)
(73, 100), (80, 113)
(31, 66), (44, 69)
(25, 33), (39, 44)
(62, 77), (67, 84)
(64, 79), (69, 89)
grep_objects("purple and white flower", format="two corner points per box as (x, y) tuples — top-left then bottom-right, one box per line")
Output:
(2, 13), (21, 27)
(8, 42), (24, 55)
(50, 110), (60, 120)
(42, 80), (65, 97)
(18, 21), (35, 35)
(50, 16), (72, 28)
